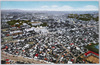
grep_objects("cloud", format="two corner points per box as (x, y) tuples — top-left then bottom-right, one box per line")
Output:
(85, 5), (98, 9)
(39, 5), (98, 11)
(61, 5), (73, 11)
(41, 5), (49, 8)
(40, 5), (73, 11)
(75, 5), (98, 11)
(62, 5), (73, 9)
(51, 5), (58, 8)
(84, 5), (98, 11)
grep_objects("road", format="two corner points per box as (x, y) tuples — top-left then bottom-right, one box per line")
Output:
(1, 51), (48, 64)
(56, 50), (66, 63)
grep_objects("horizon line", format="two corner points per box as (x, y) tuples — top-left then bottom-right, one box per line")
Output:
(1, 9), (98, 11)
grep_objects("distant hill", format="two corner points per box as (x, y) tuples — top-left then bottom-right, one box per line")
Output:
(1, 9), (98, 14)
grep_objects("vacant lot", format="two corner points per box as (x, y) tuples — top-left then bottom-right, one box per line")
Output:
(86, 55), (99, 63)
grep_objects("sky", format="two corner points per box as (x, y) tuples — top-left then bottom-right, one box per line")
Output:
(1, 1), (99, 11)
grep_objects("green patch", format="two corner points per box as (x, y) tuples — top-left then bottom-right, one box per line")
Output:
(85, 43), (99, 54)
(68, 14), (99, 21)
(7, 20), (48, 27)
(7, 20), (30, 27)
(40, 22), (48, 27)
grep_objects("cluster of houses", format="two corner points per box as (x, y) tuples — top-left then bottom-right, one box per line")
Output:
(1, 11), (99, 64)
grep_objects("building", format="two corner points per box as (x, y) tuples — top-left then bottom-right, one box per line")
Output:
(84, 51), (99, 58)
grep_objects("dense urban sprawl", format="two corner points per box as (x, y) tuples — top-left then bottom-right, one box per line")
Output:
(1, 10), (99, 64)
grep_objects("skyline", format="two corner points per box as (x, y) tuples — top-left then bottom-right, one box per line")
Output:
(1, 1), (99, 11)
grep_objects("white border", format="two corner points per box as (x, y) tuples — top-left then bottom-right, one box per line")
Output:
(0, 0), (100, 65)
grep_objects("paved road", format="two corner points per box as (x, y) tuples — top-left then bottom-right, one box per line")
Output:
(56, 50), (66, 63)
(1, 51), (48, 64)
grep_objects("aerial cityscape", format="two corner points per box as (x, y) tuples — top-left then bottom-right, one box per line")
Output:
(1, 1), (99, 64)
